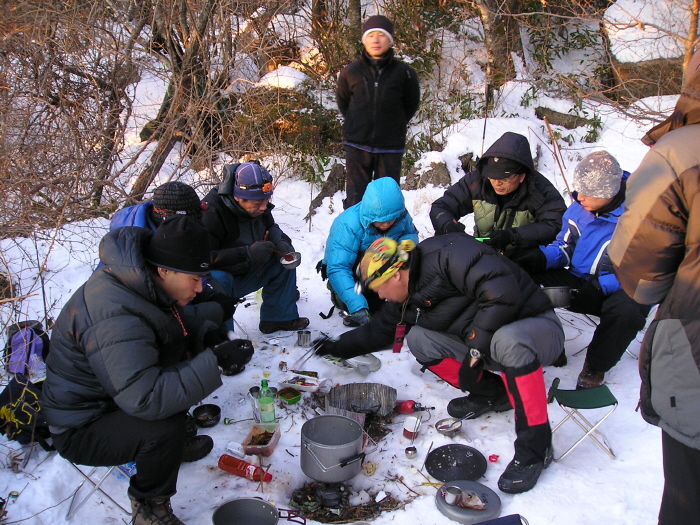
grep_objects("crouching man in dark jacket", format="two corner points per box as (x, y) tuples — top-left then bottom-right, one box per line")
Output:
(315, 235), (564, 494)
(41, 216), (251, 525)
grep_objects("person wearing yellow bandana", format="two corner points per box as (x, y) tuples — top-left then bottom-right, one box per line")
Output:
(315, 234), (564, 494)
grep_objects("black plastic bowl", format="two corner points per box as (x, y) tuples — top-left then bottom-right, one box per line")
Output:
(192, 404), (221, 428)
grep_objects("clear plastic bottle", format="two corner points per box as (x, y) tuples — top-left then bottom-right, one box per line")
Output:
(258, 379), (276, 423)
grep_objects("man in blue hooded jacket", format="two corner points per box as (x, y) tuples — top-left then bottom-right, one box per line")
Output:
(321, 177), (418, 326)
(515, 151), (651, 389)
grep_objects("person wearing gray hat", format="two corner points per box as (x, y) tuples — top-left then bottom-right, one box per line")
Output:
(430, 131), (566, 260)
(40, 215), (252, 525)
(513, 151), (651, 389)
(336, 14), (421, 209)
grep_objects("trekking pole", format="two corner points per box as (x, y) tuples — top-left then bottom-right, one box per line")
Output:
(480, 83), (493, 156)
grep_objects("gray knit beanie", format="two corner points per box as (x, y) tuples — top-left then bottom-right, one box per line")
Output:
(573, 151), (622, 199)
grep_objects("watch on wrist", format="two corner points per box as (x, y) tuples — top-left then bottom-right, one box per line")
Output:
(469, 348), (482, 360)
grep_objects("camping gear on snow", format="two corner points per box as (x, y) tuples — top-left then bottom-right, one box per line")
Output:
(436, 417), (464, 438)
(4, 320), (49, 382)
(279, 251), (302, 269)
(192, 404), (221, 428)
(541, 286), (576, 308)
(0, 376), (53, 450)
(300, 415), (377, 484)
(402, 415), (421, 439)
(296, 329), (311, 347)
(434, 479), (501, 524)
(325, 383), (396, 427)
(212, 498), (305, 525)
(425, 444), (487, 482)
(549, 379), (618, 461)
(242, 423), (281, 456)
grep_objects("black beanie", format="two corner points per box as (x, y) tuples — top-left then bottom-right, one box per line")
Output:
(145, 215), (211, 275)
(152, 181), (202, 219)
(362, 15), (394, 46)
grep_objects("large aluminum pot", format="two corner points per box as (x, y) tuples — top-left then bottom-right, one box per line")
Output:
(542, 286), (576, 308)
(212, 498), (305, 525)
(300, 415), (376, 483)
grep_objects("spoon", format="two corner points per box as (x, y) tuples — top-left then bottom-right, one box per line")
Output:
(438, 414), (470, 432)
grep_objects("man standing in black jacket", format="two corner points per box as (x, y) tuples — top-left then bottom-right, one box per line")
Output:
(337, 15), (421, 209)
(315, 235), (564, 494)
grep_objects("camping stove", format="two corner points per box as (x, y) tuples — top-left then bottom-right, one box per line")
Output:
(314, 482), (348, 508)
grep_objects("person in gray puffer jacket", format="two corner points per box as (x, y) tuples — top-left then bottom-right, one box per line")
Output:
(609, 50), (700, 525)
(41, 215), (249, 525)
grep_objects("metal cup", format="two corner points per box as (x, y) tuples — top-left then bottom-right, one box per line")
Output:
(403, 416), (421, 440)
(297, 329), (311, 347)
(442, 485), (462, 506)
(248, 386), (261, 422)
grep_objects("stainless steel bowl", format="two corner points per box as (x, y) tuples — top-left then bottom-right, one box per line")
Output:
(436, 417), (462, 438)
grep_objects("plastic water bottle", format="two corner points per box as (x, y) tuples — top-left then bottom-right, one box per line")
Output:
(258, 380), (276, 423)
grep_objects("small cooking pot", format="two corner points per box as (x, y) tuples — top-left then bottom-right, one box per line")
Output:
(212, 498), (305, 525)
(541, 286), (577, 308)
(193, 404), (221, 428)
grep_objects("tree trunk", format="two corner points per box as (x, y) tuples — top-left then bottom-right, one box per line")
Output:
(476, 0), (523, 87)
(347, 0), (361, 49)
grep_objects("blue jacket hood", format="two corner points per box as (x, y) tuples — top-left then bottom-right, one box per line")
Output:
(359, 178), (407, 228)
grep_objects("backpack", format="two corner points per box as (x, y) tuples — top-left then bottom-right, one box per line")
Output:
(0, 375), (53, 450)
(4, 320), (49, 383)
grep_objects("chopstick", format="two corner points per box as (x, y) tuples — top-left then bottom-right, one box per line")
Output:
(290, 335), (328, 370)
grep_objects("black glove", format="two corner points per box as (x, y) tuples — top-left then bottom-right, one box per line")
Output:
(313, 336), (347, 359)
(202, 324), (231, 349)
(513, 248), (547, 274)
(213, 339), (255, 376)
(247, 241), (274, 265)
(458, 356), (484, 393)
(276, 240), (293, 255)
(206, 292), (238, 321)
(570, 277), (605, 314)
(443, 220), (466, 234)
(316, 260), (328, 281)
(483, 229), (514, 250)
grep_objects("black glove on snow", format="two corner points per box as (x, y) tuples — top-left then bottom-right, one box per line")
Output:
(483, 229), (514, 250)
(513, 248), (547, 274)
(213, 339), (255, 376)
(458, 357), (484, 393)
(247, 241), (274, 265)
(443, 220), (466, 234)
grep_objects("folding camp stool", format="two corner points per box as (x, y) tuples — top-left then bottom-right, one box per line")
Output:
(549, 379), (618, 461)
(65, 462), (132, 519)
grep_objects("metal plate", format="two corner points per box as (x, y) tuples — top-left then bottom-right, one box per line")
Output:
(425, 444), (487, 482)
(434, 480), (501, 525)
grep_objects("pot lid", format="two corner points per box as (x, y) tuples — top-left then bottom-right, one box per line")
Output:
(425, 444), (487, 482)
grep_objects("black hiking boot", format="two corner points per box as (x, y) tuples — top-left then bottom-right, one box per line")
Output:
(446, 393), (512, 419)
(128, 490), (185, 525)
(551, 349), (567, 368)
(181, 435), (213, 463)
(498, 447), (553, 494)
(259, 317), (310, 334)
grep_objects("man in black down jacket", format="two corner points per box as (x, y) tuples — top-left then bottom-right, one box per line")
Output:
(316, 235), (564, 494)
(430, 132), (565, 260)
(337, 15), (420, 208)
(41, 216), (249, 525)
(202, 161), (309, 335)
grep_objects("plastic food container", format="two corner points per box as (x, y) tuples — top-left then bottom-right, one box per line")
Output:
(242, 423), (281, 457)
(280, 374), (321, 392)
(277, 387), (302, 404)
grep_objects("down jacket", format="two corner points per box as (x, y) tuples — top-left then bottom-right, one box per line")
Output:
(331, 233), (553, 359)
(609, 74), (700, 449)
(109, 201), (157, 231)
(202, 187), (292, 276)
(40, 227), (223, 432)
(540, 175), (629, 296)
(430, 132), (565, 253)
(323, 178), (419, 314)
(337, 49), (420, 150)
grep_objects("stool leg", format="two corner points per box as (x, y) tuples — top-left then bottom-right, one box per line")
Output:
(66, 465), (131, 519)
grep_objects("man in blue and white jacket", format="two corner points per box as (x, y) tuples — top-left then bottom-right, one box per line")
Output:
(515, 151), (651, 389)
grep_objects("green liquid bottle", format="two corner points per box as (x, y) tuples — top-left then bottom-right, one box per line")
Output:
(258, 379), (276, 423)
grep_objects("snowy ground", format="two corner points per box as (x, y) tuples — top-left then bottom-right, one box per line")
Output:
(0, 117), (665, 524)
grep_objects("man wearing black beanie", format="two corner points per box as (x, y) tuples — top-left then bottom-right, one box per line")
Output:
(41, 216), (252, 525)
(336, 14), (421, 209)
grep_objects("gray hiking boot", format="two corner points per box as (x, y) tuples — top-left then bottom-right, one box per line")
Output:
(128, 490), (185, 525)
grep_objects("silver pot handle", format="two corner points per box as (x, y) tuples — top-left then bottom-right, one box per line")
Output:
(304, 430), (378, 472)
(278, 508), (306, 524)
